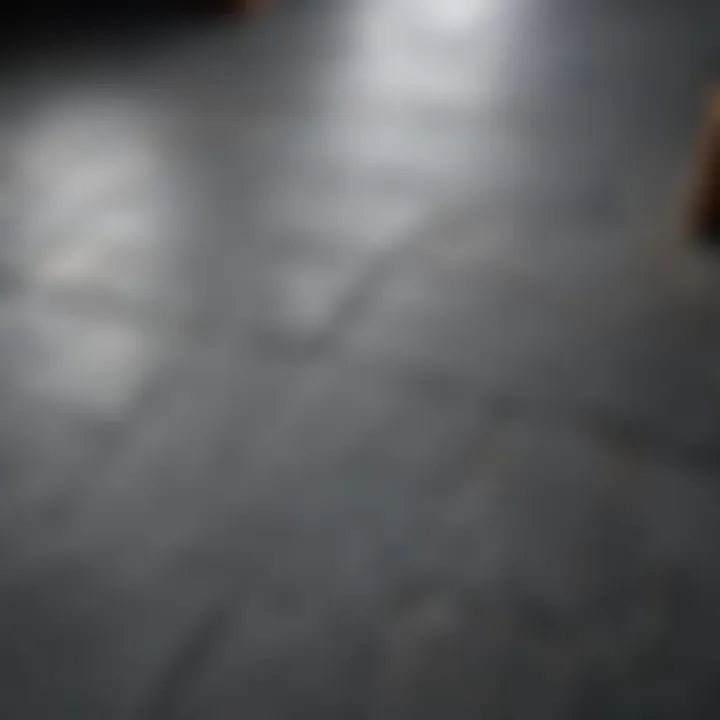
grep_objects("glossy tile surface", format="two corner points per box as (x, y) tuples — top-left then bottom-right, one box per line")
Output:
(1, 1), (720, 718)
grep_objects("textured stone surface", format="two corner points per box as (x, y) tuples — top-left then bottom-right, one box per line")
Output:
(0, 1), (719, 718)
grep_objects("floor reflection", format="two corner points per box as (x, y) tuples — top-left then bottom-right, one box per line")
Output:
(331, 0), (524, 105)
(13, 96), (178, 413)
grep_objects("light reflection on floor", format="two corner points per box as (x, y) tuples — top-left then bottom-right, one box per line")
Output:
(332, 0), (525, 105)
(13, 97), (177, 413)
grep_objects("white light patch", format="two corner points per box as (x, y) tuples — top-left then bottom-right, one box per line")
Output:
(13, 95), (177, 413)
(21, 300), (162, 414)
(323, 0), (526, 112)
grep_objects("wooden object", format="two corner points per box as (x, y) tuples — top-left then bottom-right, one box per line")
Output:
(692, 89), (720, 238)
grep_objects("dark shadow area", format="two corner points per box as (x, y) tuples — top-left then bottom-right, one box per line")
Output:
(0, 1), (225, 59)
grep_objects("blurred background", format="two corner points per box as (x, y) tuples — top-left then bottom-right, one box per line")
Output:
(0, 1), (719, 718)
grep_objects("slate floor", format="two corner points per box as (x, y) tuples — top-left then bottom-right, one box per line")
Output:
(1, 0), (719, 718)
